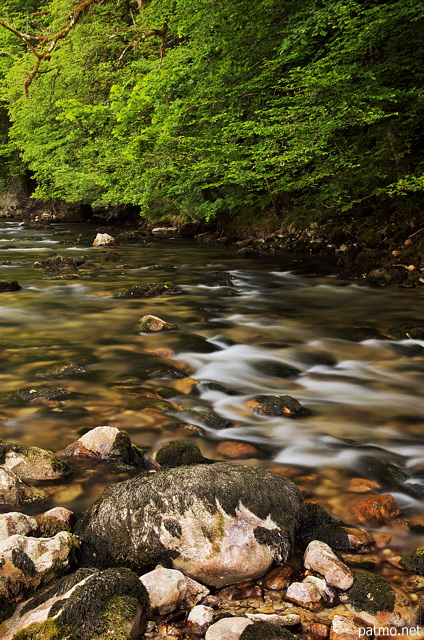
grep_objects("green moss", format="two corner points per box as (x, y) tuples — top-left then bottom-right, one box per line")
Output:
(99, 594), (139, 640)
(0, 441), (71, 477)
(240, 621), (299, 639)
(113, 430), (147, 469)
(348, 572), (395, 615)
(400, 547), (424, 575)
(12, 619), (69, 640)
(39, 517), (72, 537)
(155, 440), (213, 468)
(52, 567), (148, 640)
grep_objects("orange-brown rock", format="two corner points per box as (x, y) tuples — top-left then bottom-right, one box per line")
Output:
(216, 441), (258, 460)
(262, 565), (294, 590)
(307, 622), (330, 639)
(350, 494), (401, 526)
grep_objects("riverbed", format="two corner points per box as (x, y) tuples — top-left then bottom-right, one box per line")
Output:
(1, 219), (423, 558)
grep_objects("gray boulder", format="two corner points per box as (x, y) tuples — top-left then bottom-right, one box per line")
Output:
(76, 462), (306, 587)
(0, 567), (148, 640)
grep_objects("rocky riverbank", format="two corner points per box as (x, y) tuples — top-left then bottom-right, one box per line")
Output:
(0, 195), (422, 286)
(1, 430), (424, 640)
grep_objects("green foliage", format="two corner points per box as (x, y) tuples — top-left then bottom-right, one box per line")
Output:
(0, 0), (423, 223)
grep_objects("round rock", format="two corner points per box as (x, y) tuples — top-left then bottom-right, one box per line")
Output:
(76, 462), (306, 587)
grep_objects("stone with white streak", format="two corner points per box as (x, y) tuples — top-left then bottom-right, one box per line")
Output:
(0, 532), (78, 601)
(0, 512), (38, 541)
(0, 567), (148, 640)
(304, 540), (354, 590)
(76, 462), (306, 588)
(92, 232), (117, 246)
(140, 566), (209, 615)
(205, 617), (253, 640)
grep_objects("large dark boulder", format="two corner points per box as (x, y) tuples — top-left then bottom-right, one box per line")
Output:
(76, 462), (306, 587)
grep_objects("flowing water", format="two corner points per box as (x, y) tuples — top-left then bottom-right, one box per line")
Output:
(1, 219), (423, 555)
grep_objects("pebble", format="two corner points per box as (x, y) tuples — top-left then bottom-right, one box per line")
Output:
(262, 565), (294, 590)
(306, 622), (330, 639)
(304, 540), (354, 590)
(285, 581), (323, 610)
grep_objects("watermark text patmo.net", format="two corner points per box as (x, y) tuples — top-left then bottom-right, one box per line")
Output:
(359, 627), (423, 637)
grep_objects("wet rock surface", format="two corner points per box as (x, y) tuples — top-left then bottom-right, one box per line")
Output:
(0, 531), (77, 602)
(0, 567), (148, 640)
(76, 462), (306, 587)
(117, 282), (181, 298)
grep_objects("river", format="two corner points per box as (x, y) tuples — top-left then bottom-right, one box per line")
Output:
(1, 219), (423, 556)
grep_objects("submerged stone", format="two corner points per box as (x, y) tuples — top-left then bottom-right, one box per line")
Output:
(76, 462), (306, 587)
(138, 314), (177, 332)
(0, 281), (21, 292)
(400, 546), (424, 575)
(116, 282), (181, 298)
(244, 395), (306, 416)
(0, 567), (148, 640)
(13, 388), (72, 403)
(35, 364), (89, 379)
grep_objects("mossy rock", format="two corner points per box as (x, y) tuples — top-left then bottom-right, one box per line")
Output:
(5, 567), (148, 640)
(116, 282), (181, 298)
(249, 395), (306, 416)
(12, 388), (72, 403)
(299, 503), (350, 549)
(0, 441), (71, 480)
(388, 323), (424, 341)
(155, 440), (213, 468)
(240, 621), (299, 639)
(76, 462), (306, 587)
(347, 571), (395, 615)
(35, 365), (89, 379)
(0, 281), (22, 292)
(400, 547), (424, 575)
(39, 517), (72, 537)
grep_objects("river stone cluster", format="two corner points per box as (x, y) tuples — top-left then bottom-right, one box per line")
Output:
(76, 462), (306, 587)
